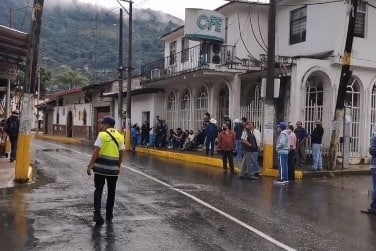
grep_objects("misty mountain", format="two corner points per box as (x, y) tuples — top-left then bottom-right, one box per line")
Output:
(0, 0), (183, 82)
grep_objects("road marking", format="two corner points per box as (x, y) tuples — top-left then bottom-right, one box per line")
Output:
(36, 144), (296, 251)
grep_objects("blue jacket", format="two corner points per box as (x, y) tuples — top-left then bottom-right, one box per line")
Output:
(205, 123), (218, 140)
(369, 134), (376, 168)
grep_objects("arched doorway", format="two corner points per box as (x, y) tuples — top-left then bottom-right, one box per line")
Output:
(166, 92), (176, 130)
(345, 77), (361, 157)
(304, 74), (324, 136)
(67, 111), (73, 137)
(179, 89), (191, 130)
(240, 84), (263, 131)
(371, 84), (376, 138)
(195, 86), (208, 131)
(217, 85), (229, 126)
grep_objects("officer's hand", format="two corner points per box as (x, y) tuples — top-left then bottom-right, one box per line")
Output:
(87, 166), (92, 176)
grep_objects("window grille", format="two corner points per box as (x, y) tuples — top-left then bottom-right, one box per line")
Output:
(354, 1), (366, 38)
(166, 92), (176, 130)
(346, 78), (361, 156)
(217, 86), (229, 127)
(195, 86), (208, 131)
(179, 89), (191, 130)
(290, 7), (307, 44)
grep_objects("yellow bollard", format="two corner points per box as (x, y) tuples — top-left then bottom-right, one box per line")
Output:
(15, 134), (32, 183)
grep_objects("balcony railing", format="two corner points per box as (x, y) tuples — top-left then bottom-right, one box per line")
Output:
(141, 44), (261, 83)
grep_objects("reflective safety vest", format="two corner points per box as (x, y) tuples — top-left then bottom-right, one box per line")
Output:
(93, 129), (124, 176)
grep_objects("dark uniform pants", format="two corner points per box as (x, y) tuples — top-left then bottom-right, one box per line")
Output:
(94, 174), (118, 217)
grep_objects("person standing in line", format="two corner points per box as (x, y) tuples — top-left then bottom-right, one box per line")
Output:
(239, 121), (259, 180)
(205, 118), (218, 156)
(274, 122), (290, 184)
(87, 116), (125, 225)
(294, 121), (308, 167)
(218, 123), (236, 174)
(131, 123), (140, 154)
(5, 110), (20, 162)
(361, 128), (376, 215)
(141, 121), (151, 146)
(288, 125), (297, 181)
(233, 119), (243, 161)
(311, 119), (324, 171)
(250, 122), (261, 177)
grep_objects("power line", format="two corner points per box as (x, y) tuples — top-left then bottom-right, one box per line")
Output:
(248, 7), (267, 53)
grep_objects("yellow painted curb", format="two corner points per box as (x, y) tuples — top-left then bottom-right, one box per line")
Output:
(136, 147), (224, 168)
(137, 147), (304, 179)
(262, 168), (303, 179)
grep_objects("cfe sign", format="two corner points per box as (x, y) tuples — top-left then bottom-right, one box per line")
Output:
(0, 62), (18, 80)
(185, 8), (225, 43)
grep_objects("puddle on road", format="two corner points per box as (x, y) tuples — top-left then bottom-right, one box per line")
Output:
(37, 148), (73, 153)
(172, 184), (203, 192)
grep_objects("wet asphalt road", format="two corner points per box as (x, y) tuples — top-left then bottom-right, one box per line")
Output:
(1, 140), (376, 251)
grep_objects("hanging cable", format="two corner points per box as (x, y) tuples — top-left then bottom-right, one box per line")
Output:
(257, 12), (268, 50)
(248, 8), (268, 53)
(19, 0), (31, 30)
(237, 13), (259, 62)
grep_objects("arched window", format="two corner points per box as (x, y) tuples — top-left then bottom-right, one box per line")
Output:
(346, 77), (361, 155)
(217, 86), (229, 126)
(179, 89), (191, 130)
(195, 86), (208, 130)
(166, 92), (176, 130)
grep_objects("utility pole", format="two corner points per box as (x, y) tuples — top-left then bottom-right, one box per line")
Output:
(118, 0), (133, 151)
(328, 0), (358, 170)
(262, 0), (277, 172)
(118, 8), (124, 132)
(15, 0), (44, 183)
(125, 0), (133, 151)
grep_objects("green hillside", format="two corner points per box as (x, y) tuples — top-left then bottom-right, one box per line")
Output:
(0, 0), (183, 83)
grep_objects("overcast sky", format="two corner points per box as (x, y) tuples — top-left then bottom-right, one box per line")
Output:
(76, 0), (228, 19)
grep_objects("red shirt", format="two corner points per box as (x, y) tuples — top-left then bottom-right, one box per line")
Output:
(218, 130), (236, 151)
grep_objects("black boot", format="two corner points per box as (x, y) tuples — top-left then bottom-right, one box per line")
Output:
(93, 212), (104, 225)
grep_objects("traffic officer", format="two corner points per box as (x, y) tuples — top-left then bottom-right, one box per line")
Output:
(87, 116), (125, 225)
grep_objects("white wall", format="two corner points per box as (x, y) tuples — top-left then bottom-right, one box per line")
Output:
(225, 5), (269, 60)
(276, 0), (376, 68)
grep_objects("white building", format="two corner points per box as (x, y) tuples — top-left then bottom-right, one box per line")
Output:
(137, 0), (376, 164)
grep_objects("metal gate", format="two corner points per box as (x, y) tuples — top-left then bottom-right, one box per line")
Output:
(371, 84), (376, 140)
(346, 78), (361, 157)
(240, 85), (264, 146)
(304, 76), (324, 154)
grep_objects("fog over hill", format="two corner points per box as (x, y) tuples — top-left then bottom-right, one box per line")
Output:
(0, 0), (183, 82)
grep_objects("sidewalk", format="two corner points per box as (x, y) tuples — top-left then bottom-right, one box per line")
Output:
(0, 157), (16, 188)
(35, 133), (371, 179)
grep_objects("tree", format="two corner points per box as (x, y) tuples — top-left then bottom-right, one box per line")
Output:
(38, 67), (52, 98)
(54, 68), (89, 90)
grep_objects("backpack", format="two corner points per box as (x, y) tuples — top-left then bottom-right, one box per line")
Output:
(6, 118), (19, 136)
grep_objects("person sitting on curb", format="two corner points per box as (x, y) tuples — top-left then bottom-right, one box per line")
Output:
(361, 128), (376, 215)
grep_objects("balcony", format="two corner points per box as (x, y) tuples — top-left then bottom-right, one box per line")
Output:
(141, 43), (261, 84)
